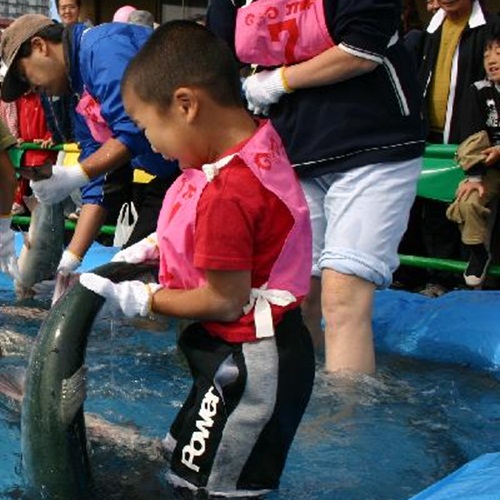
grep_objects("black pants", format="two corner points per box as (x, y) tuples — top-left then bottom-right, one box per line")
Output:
(169, 308), (315, 494)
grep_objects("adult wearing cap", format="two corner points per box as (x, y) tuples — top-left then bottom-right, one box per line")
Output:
(0, 119), (20, 279)
(0, 15), (179, 275)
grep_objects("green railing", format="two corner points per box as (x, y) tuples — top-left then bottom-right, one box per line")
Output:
(9, 142), (500, 277)
(9, 142), (115, 236)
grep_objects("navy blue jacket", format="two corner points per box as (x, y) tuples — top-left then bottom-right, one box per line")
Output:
(208, 0), (425, 177)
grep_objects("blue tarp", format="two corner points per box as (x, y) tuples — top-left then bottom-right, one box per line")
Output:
(373, 289), (500, 372)
(372, 289), (500, 499)
(408, 452), (500, 499)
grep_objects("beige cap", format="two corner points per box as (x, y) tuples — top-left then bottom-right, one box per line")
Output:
(0, 14), (54, 102)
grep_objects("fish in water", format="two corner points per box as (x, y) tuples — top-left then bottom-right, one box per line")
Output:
(0, 365), (169, 499)
(15, 197), (65, 300)
(20, 262), (168, 499)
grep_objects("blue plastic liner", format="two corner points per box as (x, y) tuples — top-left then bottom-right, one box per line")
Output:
(372, 289), (500, 498)
(408, 452), (500, 499)
(373, 289), (500, 372)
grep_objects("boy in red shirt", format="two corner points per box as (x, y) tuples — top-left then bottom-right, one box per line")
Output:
(80, 20), (314, 497)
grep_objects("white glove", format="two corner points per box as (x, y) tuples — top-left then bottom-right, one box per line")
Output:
(57, 249), (82, 275)
(243, 67), (291, 116)
(30, 164), (89, 204)
(0, 217), (20, 280)
(31, 250), (81, 302)
(79, 273), (163, 318)
(111, 233), (159, 264)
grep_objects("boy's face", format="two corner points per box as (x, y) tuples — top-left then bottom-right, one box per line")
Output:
(124, 87), (199, 170)
(484, 41), (500, 84)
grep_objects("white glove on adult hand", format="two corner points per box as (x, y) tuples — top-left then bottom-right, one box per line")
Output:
(243, 67), (291, 116)
(0, 217), (20, 280)
(57, 249), (82, 275)
(30, 164), (89, 204)
(79, 273), (163, 318)
(111, 233), (159, 264)
(32, 250), (82, 301)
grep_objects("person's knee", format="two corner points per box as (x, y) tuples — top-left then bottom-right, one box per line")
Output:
(321, 270), (374, 326)
(460, 197), (488, 217)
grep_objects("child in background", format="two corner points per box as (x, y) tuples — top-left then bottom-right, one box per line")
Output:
(13, 91), (58, 215)
(446, 26), (500, 287)
(80, 20), (314, 497)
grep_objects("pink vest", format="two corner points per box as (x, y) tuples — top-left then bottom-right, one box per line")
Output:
(156, 121), (312, 338)
(75, 89), (113, 143)
(235, 0), (335, 66)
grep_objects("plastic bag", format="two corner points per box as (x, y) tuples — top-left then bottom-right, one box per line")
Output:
(113, 202), (138, 248)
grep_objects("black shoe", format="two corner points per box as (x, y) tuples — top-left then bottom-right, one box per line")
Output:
(464, 244), (491, 287)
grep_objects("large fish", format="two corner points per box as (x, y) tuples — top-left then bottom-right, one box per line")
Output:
(15, 197), (65, 300)
(21, 261), (159, 499)
(0, 365), (167, 499)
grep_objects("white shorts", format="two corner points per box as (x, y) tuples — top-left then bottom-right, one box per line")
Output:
(300, 158), (422, 288)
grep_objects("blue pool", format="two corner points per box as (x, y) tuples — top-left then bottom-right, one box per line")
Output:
(1, 240), (500, 499)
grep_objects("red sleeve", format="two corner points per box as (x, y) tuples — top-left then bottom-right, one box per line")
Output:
(193, 159), (260, 271)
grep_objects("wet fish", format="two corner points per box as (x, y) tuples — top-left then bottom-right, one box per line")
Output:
(21, 262), (159, 499)
(15, 197), (65, 300)
(0, 350), (163, 464)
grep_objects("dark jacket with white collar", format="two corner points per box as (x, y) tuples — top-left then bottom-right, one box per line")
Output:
(417, 1), (499, 144)
(208, 0), (426, 178)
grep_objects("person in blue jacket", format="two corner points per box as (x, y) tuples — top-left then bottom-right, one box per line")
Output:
(0, 14), (179, 276)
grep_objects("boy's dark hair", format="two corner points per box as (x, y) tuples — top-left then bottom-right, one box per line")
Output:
(16, 24), (65, 59)
(485, 23), (500, 50)
(122, 20), (242, 108)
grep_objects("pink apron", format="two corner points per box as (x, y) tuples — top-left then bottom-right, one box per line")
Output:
(75, 89), (113, 143)
(156, 120), (312, 338)
(235, 0), (335, 66)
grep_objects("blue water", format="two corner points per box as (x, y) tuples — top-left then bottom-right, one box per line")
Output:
(1, 284), (500, 499)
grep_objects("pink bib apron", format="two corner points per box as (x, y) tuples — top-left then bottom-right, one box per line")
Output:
(76, 89), (113, 143)
(235, 0), (335, 66)
(156, 120), (312, 337)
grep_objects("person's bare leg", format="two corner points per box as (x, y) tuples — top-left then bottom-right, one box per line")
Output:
(322, 269), (376, 374)
(301, 276), (324, 350)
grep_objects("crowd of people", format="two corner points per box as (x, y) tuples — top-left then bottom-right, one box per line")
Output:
(0, 0), (498, 497)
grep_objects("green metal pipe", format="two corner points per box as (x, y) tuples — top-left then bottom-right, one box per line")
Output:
(12, 216), (117, 236)
(399, 254), (500, 278)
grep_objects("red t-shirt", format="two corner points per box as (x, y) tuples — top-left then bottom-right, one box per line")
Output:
(194, 155), (295, 343)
